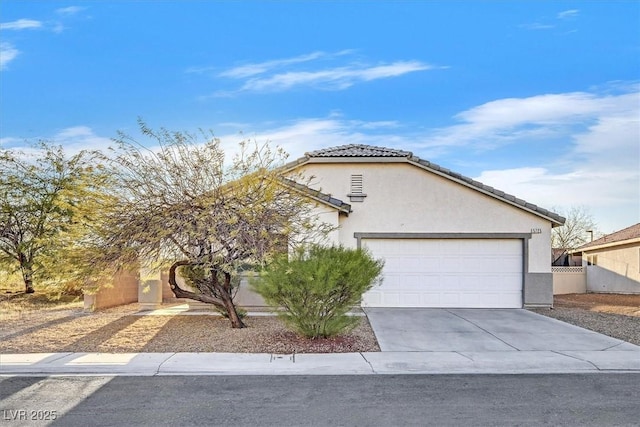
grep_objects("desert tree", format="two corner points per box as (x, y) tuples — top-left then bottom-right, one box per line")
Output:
(551, 206), (598, 260)
(0, 143), (108, 293)
(97, 121), (331, 328)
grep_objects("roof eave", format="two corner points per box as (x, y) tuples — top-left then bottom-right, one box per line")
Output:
(406, 159), (566, 226)
(573, 237), (640, 253)
(277, 176), (351, 215)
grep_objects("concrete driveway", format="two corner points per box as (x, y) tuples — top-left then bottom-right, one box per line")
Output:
(365, 308), (637, 352)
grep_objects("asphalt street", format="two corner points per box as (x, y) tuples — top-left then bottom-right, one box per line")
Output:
(1, 374), (639, 426)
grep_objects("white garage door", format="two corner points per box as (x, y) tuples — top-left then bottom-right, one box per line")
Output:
(362, 239), (523, 308)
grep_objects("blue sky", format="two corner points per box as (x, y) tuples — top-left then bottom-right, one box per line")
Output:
(1, 1), (638, 233)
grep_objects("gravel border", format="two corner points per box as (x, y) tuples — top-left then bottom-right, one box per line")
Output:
(0, 304), (380, 354)
(530, 307), (640, 346)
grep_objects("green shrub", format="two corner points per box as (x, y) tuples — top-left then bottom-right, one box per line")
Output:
(254, 245), (384, 338)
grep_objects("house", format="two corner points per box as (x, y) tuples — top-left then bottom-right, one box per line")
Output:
(278, 144), (565, 309)
(571, 223), (640, 294)
(105, 143), (564, 311)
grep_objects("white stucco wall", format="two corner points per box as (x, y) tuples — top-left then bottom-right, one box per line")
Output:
(297, 161), (554, 274)
(310, 204), (341, 246)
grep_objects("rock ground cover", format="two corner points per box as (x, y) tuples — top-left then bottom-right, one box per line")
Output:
(530, 294), (640, 346)
(0, 294), (379, 353)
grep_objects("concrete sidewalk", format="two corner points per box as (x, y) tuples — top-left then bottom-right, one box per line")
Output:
(2, 308), (639, 376)
(2, 348), (639, 376)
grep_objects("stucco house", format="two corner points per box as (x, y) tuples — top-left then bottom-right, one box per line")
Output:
(275, 144), (565, 309)
(96, 143), (565, 311)
(571, 223), (640, 294)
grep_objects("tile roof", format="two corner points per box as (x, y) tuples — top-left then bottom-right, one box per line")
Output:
(577, 223), (640, 250)
(278, 177), (351, 214)
(306, 144), (412, 158)
(286, 144), (565, 225)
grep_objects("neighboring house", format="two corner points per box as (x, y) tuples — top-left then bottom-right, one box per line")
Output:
(571, 223), (640, 294)
(278, 144), (565, 309)
(552, 248), (581, 266)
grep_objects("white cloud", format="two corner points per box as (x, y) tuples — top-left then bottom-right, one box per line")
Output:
(52, 126), (112, 153)
(210, 51), (439, 95)
(475, 164), (638, 234)
(219, 51), (329, 78)
(221, 61), (433, 95)
(469, 87), (639, 233)
(420, 89), (638, 152)
(519, 23), (555, 30)
(52, 22), (66, 34)
(0, 136), (22, 147)
(190, 51), (355, 77)
(521, 9), (579, 31)
(214, 117), (438, 166)
(0, 19), (43, 31)
(0, 42), (19, 70)
(56, 6), (85, 15)
(557, 9), (579, 19)
(0, 126), (113, 165)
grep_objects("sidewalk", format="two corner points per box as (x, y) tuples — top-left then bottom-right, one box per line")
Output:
(2, 347), (639, 376)
(3, 306), (639, 376)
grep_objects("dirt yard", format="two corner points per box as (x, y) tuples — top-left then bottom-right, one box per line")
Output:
(0, 293), (380, 354)
(552, 293), (640, 317)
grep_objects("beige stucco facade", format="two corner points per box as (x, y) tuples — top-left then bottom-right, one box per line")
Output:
(291, 159), (559, 307)
(299, 162), (552, 268)
(580, 240), (640, 294)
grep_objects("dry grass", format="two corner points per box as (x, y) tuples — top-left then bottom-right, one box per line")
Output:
(553, 293), (640, 317)
(0, 290), (83, 320)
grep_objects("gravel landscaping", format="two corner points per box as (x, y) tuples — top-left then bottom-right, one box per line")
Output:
(0, 301), (380, 354)
(530, 294), (640, 346)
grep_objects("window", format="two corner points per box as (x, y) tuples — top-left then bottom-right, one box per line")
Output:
(348, 174), (367, 202)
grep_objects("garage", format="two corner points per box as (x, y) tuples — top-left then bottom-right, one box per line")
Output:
(361, 238), (523, 308)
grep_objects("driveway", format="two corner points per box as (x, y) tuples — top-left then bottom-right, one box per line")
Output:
(365, 308), (638, 352)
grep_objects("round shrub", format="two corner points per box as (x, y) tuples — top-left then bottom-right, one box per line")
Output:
(254, 245), (383, 338)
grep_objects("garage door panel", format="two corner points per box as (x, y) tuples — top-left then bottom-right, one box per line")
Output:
(362, 239), (523, 308)
(440, 293), (461, 306)
(398, 292), (422, 307)
(403, 274), (429, 288)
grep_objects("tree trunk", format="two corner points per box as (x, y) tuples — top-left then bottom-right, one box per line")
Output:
(223, 295), (245, 328)
(20, 261), (35, 294)
(168, 261), (245, 328)
(221, 272), (245, 328)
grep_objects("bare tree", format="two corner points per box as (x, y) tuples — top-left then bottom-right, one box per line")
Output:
(551, 206), (598, 258)
(96, 121), (331, 328)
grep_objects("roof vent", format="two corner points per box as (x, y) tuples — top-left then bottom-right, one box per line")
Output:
(348, 174), (367, 202)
